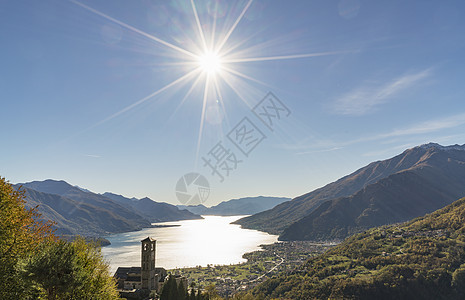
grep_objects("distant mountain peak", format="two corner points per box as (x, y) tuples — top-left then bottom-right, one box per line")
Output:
(414, 142), (465, 152)
(74, 185), (93, 194)
(179, 196), (290, 216)
(37, 179), (70, 185)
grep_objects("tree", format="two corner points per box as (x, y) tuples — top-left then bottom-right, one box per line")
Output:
(0, 177), (55, 299)
(19, 237), (120, 300)
(161, 275), (179, 300)
(177, 279), (187, 300)
(205, 283), (218, 299)
(452, 264), (465, 297)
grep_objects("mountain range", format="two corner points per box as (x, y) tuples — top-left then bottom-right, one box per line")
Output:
(235, 143), (465, 241)
(17, 180), (201, 236)
(177, 196), (290, 216)
(102, 192), (203, 223)
(21, 186), (148, 236)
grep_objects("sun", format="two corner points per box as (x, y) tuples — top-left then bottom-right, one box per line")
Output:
(197, 51), (222, 75)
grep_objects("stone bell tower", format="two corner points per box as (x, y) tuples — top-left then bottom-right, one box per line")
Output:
(141, 237), (156, 290)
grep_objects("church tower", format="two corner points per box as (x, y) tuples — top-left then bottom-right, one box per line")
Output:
(141, 237), (156, 290)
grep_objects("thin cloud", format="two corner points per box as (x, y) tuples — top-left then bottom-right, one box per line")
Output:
(295, 147), (343, 155)
(332, 69), (432, 116)
(85, 154), (101, 158)
(379, 112), (465, 139)
(352, 112), (465, 144)
(362, 143), (416, 157)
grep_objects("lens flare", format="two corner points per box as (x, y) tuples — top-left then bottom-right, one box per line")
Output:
(198, 51), (222, 74)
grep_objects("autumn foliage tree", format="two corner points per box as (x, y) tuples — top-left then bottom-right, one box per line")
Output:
(19, 238), (120, 299)
(0, 177), (55, 298)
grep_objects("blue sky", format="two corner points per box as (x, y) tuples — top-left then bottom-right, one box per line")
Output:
(1, 0), (465, 206)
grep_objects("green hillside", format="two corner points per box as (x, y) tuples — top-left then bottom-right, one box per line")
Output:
(252, 197), (465, 299)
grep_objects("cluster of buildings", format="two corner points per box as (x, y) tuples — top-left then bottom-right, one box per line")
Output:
(114, 237), (186, 298)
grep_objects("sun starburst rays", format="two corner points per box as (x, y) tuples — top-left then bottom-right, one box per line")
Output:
(71, 0), (345, 163)
(215, 0), (254, 53)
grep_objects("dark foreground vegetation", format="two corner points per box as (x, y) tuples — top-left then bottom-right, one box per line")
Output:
(249, 197), (465, 299)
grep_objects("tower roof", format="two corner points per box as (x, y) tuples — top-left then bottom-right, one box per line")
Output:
(141, 236), (156, 242)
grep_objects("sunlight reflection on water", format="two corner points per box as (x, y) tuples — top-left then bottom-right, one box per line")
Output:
(102, 215), (278, 273)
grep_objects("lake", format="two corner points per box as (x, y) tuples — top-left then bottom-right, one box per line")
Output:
(102, 215), (278, 274)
